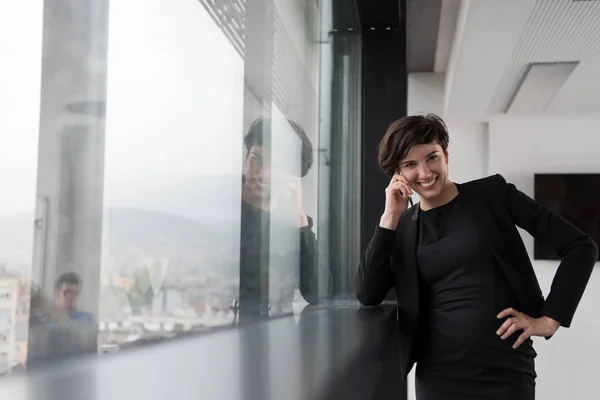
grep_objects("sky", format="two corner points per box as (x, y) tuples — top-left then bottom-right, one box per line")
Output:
(0, 0), (43, 215)
(0, 0), (247, 215)
(104, 0), (245, 181)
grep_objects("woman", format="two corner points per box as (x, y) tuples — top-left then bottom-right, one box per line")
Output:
(356, 113), (597, 399)
(239, 117), (328, 324)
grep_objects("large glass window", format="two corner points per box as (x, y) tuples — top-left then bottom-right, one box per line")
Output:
(0, 0), (362, 374)
(99, 0), (246, 344)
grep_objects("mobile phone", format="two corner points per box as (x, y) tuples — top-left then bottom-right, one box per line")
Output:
(397, 172), (414, 208)
(399, 188), (414, 208)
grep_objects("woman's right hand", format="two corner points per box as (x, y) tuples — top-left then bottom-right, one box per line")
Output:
(379, 174), (412, 230)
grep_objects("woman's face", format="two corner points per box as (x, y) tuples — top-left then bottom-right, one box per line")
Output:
(245, 144), (300, 201)
(245, 145), (271, 199)
(398, 142), (449, 201)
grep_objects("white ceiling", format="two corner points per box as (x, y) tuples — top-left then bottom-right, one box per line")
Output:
(434, 0), (460, 72)
(444, 0), (600, 119)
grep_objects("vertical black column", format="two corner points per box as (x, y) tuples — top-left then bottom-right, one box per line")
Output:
(360, 2), (407, 255)
(359, 1), (407, 399)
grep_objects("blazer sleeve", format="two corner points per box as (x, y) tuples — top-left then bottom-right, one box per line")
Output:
(356, 225), (396, 305)
(299, 216), (332, 304)
(494, 174), (598, 327)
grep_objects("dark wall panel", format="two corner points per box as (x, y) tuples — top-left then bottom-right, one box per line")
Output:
(359, 1), (407, 398)
(360, 31), (407, 253)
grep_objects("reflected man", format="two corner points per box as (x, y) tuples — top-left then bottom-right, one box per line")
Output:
(54, 272), (96, 326)
(27, 272), (97, 368)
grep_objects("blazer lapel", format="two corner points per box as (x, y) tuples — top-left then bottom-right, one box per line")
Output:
(397, 206), (420, 319)
(406, 206), (420, 319)
(394, 206), (420, 376)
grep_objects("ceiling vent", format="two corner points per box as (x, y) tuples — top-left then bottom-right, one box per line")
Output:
(505, 62), (579, 114)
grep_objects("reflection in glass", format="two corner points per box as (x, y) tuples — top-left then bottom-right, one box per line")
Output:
(27, 274), (96, 368)
(0, 0), (357, 377)
(238, 115), (326, 323)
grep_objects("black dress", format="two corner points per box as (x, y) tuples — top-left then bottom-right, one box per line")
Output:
(414, 194), (537, 400)
(238, 200), (320, 323)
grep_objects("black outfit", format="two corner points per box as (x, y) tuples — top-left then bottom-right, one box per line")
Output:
(239, 199), (323, 324)
(239, 200), (271, 321)
(356, 175), (597, 395)
(415, 195), (535, 399)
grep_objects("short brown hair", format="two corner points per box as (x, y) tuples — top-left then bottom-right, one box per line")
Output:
(55, 272), (82, 291)
(378, 113), (450, 177)
(244, 117), (314, 177)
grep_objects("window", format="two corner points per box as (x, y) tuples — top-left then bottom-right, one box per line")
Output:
(3, 0), (358, 369)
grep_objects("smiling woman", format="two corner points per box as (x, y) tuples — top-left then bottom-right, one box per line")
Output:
(357, 112), (598, 400)
(378, 113), (455, 211)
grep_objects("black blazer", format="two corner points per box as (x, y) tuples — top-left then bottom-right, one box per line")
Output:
(356, 174), (598, 378)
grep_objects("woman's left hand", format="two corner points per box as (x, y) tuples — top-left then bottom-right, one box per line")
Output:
(496, 307), (560, 349)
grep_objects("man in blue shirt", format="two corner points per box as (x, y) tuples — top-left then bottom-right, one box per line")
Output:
(54, 272), (96, 325)
(27, 272), (97, 368)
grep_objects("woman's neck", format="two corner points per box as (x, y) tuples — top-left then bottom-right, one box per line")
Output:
(419, 180), (459, 211)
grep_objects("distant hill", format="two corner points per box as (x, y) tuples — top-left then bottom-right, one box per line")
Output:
(104, 207), (240, 277)
(0, 205), (243, 280)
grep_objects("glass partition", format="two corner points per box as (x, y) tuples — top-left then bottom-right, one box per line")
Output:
(0, 0), (363, 372)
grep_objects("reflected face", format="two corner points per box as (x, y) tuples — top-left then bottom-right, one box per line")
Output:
(245, 146), (271, 199)
(55, 283), (80, 311)
(399, 143), (449, 201)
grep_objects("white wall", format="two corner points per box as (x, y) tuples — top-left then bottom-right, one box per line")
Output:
(408, 73), (488, 185)
(489, 118), (600, 400)
(446, 121), (488, 183)
(408, 72), (445, 116)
